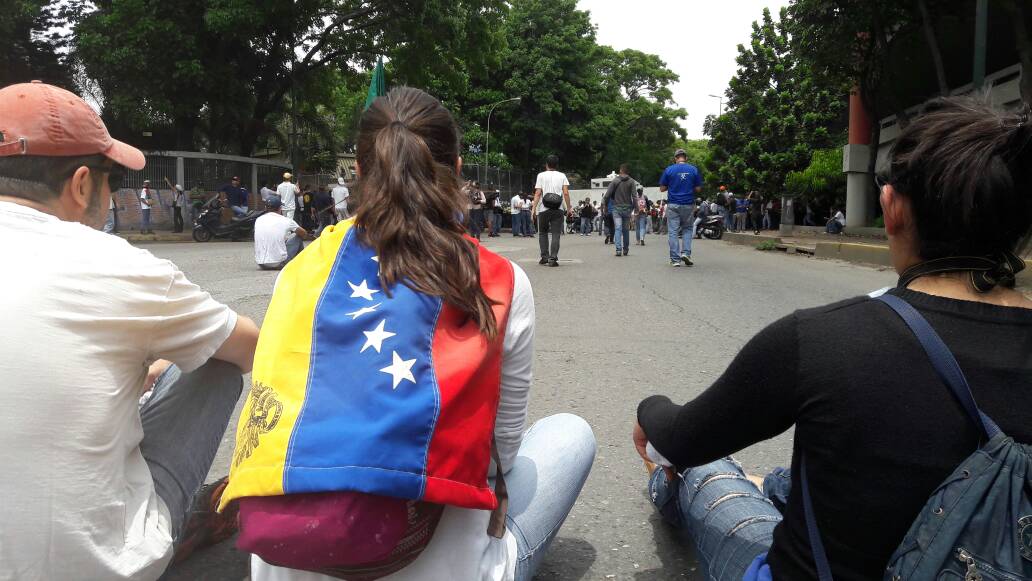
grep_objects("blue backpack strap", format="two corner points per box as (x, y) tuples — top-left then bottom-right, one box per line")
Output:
(800, 456), (834, 581)
(875, 293), (1001, 439)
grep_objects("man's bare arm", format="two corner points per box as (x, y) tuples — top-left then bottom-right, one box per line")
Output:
(213, 316), (260, 373)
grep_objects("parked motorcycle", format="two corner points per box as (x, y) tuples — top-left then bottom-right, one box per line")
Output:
(192, 197), (265, 242)
(694, 214), (725, 240)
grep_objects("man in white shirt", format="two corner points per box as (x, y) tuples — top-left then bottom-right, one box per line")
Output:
(260, 182), (277, 203)
(531, 155), (572, 266)
(255, 194), (309, 269)
(0, 81), (260, 580)
(140, 178), (154, 233)
(276, 172), (300, 221)
(510, 192), (524, 236)
(331, 176), (350, 221)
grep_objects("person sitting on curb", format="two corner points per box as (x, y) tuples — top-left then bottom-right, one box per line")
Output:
(827, 207), (846, 234)
(633, 97), (1032, 580)
(0, 81), (260, 580)
(254, 194), (309, 270)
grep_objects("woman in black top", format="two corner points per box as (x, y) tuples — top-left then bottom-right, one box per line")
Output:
(634, 97), (1032, 580)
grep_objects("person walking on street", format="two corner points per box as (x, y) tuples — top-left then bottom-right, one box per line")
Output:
(139, 179), (154, 234)
(658, 149), (703, 266)
(734, 195), (748, 232)
(465, 181), (486, 240)
(510, 192), (524, 236)
(579, 197), (596, 236)
(0, 80), (260, 580)
(488, 189), (503, 237)
(724, 190), (736, 231)
(635, 188), (650, 245)
(520, 192), (534, 236)
(172, 184), (186, 233)
(601, 164), (639, 257)
(331, 177), (350, 222)
(603, 195), (615, 245)
(531, 155), (572, 266)
(276, 173), (300, 222)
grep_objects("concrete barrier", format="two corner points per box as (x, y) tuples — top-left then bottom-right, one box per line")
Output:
(814, 241), (892, 267)
(722, 232), (782, 247)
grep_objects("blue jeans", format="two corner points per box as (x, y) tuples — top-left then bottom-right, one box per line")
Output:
(141, 361), (243, 539)
(724, 209), (734, 230)
(521, 210), (534, 235)
(231, 205), (249, 217)
(141, 207), (151, 232)
(636, 214), (648, 241)
(509, 414), (596, 580)
(612, 209), (632, 252)
(512, 213), (523, 236)
(491, 212), (502, 235)
(666, 203), (695, 261)
(580, 217), (591, 235)
(649, 458), (787, 581)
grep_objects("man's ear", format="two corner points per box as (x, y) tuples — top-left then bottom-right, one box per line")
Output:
(65, 166), (95, 213)
(881, 184), (908, 236)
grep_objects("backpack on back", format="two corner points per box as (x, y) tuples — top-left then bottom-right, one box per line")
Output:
(801, 293), (1032, 581)
(220, 220), (515, 579)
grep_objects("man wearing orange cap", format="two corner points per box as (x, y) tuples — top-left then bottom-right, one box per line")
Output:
(0, 81), (260, 580)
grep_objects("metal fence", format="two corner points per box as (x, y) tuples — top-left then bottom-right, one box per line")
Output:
(462, 165), (534, 195)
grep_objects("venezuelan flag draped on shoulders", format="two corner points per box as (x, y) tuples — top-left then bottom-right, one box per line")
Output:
(221, 218), (514, 511)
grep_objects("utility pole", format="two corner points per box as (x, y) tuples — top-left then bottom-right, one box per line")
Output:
(708, 94), (724, 116)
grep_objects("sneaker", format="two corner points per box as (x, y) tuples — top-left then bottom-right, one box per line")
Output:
(548, 259), (559, 267)
(641, 240), (645, 246)
(622, 250), (629, 256)
(172, 476), (238, 565)
(538, 257), (548, 265)
(615, 251), (622, 257)
(681, 255), (693, 267)
(670, 260), (681, 267)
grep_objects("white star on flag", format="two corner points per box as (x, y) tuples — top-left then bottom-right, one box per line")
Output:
(371, 256), (379, 263)
(345, 303), (381, 320)
(361, 319), (396, 353)
(380, 351), (416, 390)
(349, 279), (379, 301)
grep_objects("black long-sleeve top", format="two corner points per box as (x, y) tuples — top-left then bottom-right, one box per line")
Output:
(638, 288), (1032, 580)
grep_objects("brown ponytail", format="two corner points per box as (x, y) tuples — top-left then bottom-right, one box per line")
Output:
(352, 87), (499, 339)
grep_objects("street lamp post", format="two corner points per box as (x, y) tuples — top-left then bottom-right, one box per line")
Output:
(485, 97), (521, 189)
(708, 94), (724, 117)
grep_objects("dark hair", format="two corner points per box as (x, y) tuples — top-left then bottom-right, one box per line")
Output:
(886, 97), (1032, 259)
(354, 87), (498, 338)
(546, 155), (559, 169)
(0, 154), (112, 201)
(619, 163), (630, 174)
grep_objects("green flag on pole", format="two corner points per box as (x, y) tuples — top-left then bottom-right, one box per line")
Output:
(364, 56), (386, 110)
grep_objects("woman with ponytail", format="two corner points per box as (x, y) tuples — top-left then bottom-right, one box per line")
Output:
(226, 87), (595, 581)
(634, 97), (1032, 579)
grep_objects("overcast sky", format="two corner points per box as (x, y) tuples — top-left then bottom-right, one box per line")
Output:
(580, 0), (790, 140)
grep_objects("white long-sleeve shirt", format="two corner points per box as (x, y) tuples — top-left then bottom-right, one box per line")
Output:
(252, 261), (535, 581)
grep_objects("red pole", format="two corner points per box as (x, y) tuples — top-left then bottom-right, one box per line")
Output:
(847, 85), (871, 145)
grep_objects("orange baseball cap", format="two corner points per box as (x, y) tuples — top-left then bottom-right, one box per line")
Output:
(0, 80), (145, 170)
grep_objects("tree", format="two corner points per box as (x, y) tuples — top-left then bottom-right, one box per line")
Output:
(0, 1), (73, 88)
(705, 8), (846, 197)
(73, 0), (506, 154)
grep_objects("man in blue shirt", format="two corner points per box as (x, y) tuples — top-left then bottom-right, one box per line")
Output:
(658, 149), (703, 266)
(219, 176), (250, 217)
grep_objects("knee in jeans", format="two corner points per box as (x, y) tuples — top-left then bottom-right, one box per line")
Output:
(532, 413), (597, 465)
(192, 359), (244, 399)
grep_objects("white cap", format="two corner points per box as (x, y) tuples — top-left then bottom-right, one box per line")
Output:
(338, 177), (346, 185)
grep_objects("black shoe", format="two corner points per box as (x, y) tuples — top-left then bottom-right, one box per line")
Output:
(615, 251), (622, 257)
(539, 257), (548, 265)
(681, 255), (693, 267)
(623, 249), (629, 256)
(548, 259), (559, 267)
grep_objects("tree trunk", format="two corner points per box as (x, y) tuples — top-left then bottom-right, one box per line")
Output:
(916, 0), (949, 96)
(1004, 1), (1032, 104)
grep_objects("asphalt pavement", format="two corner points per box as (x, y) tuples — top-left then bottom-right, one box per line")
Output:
(153, 229), (897, 581)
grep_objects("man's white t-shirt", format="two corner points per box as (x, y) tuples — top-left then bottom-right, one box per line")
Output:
(260, 186), (277, 203)
(139, 187), (153, 209)
(510, 195), (522, 214)
(0, 201), (238, 580)
(331, 185), (350, 211)
(255, 212), (300, 265)
(534, 170), (570, 213)
(276, 181), (299, 211)
(834, 210), (846, 226)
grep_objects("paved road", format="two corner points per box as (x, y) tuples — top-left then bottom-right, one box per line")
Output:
(156, 230), (896, 580)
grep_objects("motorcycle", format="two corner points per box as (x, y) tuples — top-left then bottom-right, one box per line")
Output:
(694, 214), (725, 240)
(192, 197), (265, 242)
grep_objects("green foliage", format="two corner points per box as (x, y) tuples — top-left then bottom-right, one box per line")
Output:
(784, 148), (845, 206)
(705, 7), (847, 196)
(756, 240), (778, 251)
(0, 0), (73, 88)
(73, 0), (507, 155)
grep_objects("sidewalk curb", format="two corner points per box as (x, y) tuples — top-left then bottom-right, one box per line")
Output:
(722, 232), (782, 246)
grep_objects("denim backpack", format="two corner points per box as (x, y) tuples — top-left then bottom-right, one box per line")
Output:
(802, 293), (1032, 581)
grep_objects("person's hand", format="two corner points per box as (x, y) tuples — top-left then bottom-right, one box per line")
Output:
(144, 359), (172, 392)
(632, 421), (650, 463)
